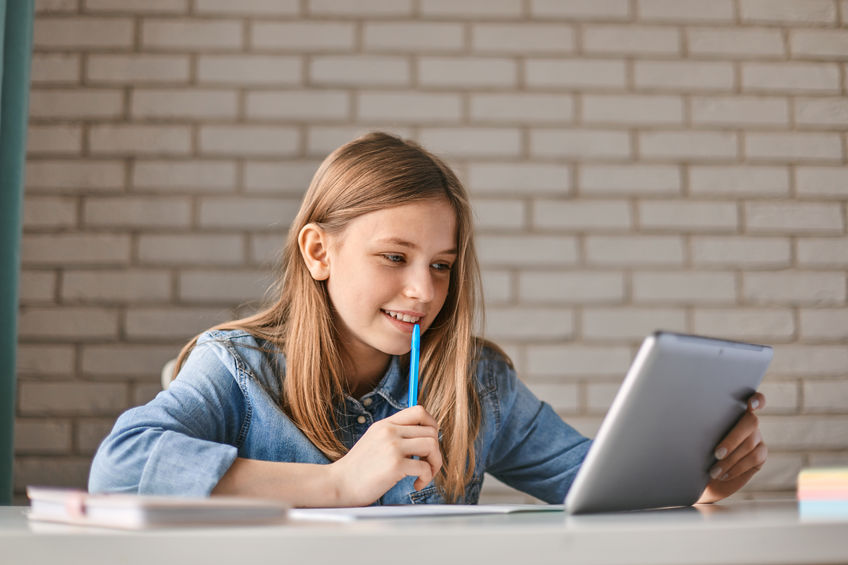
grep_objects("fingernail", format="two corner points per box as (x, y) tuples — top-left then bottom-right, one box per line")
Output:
(721, 473), (729, 481)
(710, 466), (722, 480)
(715, 447), (728, 460)
(751, 399), (760, 410)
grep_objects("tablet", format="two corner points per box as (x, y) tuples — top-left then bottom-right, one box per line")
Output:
(564, 331), (772, 514)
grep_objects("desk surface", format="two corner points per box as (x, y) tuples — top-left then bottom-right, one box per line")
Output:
(2, 499), (846, 565)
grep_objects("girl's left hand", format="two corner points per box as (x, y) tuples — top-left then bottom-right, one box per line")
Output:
(697, 392), (767, 504)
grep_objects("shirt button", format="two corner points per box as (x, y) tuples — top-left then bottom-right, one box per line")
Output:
(362, 397), (373, 407)
(357, 415), (367, 424)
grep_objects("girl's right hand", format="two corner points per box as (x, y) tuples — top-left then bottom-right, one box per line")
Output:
(328, 405), (442, 507)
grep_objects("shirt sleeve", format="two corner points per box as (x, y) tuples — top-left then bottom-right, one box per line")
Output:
(482, 352), (592, 505)
(88, 336), (245, 496)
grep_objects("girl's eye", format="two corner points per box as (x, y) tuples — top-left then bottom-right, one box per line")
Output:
(432, 262), (453, 272)
(382, 254), (404, 264)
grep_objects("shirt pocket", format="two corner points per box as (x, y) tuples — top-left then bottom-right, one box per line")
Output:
(407, 474), (484, 504)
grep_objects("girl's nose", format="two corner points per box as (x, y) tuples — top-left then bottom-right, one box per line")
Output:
(403, 265), (435, 303)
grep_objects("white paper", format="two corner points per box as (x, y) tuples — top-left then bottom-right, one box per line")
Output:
(289, 504), (563, 522)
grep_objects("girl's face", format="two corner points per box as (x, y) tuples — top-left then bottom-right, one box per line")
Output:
(325, 198), (457, 374)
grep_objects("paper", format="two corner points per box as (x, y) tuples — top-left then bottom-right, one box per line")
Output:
(289, 503), (563, 522)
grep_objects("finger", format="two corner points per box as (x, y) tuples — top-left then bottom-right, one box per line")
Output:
(748, 392), (766, 412)
(396, 423), (439, 440)
(713, 410), (759, 462)
(709, 428), (763, 480)
(720, 441), (767, 482)
(403, 458), (438, 490)
(401, 437), (442, 463)
(388, 405), (439, 429)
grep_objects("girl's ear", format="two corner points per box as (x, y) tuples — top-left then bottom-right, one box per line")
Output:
(298, 223), (330, 281)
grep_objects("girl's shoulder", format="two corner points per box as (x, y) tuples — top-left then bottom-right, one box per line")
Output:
(192, 328), (285, 392)
(472, 338), (517, 396)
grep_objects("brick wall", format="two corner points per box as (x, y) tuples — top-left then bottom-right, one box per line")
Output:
(17, 0), (848, 503)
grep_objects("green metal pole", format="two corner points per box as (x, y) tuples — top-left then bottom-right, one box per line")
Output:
(0, 0), (33, 505)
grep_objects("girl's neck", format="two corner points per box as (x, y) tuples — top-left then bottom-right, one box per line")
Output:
(342, 343), (391, 399)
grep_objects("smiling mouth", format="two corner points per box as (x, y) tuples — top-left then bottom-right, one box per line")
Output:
(382, 309), (422, 324)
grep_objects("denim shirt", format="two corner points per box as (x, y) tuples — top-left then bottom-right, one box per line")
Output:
(88, 329), (591, 505)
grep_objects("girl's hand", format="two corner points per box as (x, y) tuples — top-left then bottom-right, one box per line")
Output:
(697, 392), (767, 504)
(328, 405), (442, 507)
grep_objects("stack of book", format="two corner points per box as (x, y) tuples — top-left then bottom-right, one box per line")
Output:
(797, 467), (848, 521)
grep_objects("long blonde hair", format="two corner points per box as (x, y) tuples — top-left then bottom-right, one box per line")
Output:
(175, 132), (483, 501)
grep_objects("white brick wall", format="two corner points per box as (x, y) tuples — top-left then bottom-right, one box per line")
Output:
(19, 1), (848, 503)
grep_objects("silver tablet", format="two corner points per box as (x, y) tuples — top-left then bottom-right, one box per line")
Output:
(564, 331), (772, 514)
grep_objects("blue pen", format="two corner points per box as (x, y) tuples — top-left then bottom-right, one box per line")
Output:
(408, 323), (420, 407)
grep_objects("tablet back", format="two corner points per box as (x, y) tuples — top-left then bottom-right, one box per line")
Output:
(564, 331), (772, 514)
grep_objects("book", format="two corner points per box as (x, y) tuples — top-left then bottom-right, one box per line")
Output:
(797, 467), (848, 522)
(26, 486), (289, 530)
(288, 503), (563, 522)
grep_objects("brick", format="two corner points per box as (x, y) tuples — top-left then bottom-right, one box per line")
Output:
(89, 125), (191, 156)
(139, 234), (244, 265)
(792, 30), (848, 59)
(252, 22), (356, 50)
(26, 160), (125, 191)
(525, 59), (627, 89)
(526, 345), (633, 377)
(19, 382), (128, 415)
(756, 380), (800, 414)
(634, 60), (734, 91)
(747, 132), (843, 162)
(84, 0), (188, 12)
(466, 163), (571, 195)
(179, 269), (272, 303)
(586, 236), (684, 266)
(36, 0), (77, 13)
(22, 234), (130, 266)
(691, 96), (789, 127)
(689, 166), (790, 197)
(419, 57), (517, 88)
(305, 126), (413, 156)
(687, 28), (786, 58)
(796, 237), (848, 266)
(311, 56), (410, 87)
(142, 19), (243, 50)
(246, 90), (349, 120)
(742, 62), (841, 93)
(744, 271), (846, 305)
(583, 95), (683, 126)
(62, 270), (171, 303)
(795, 98), (848, 129)
(579, 164), (681, 196)
(88, 54), (190, 85)
(485, 307), (575, 340)
(14, 457), (92, 492)
(198, 55), (301, 86)
(639, 201), (738, 232)
(471, 93), (574, 124)
(586, 382), (620, 412)
(481, 270), (513, 304)
(308, 0), (412, 16)
(518, 271), (626, 304)
(583, 26), (680, 56)
(800, 309), (848, 340)
(131, 89), (238, 119)
(477, 235), (578, 267)
(639, 131), (737, 161)
(16, 345), (75, 378)
(638, 0), (734, 22)
(582, 307), (687, 340)
(31, 54), (80, 84)
(358, 92), (462, 123)
(525, 382), (579, 413)
(195, 0), (297, 14)
(531, 0), (630, 19)
(770, 346), (848, 376)
(365, 22), (464, 52)
(763, 415), (848, 449)
(418, 128), (521, 158)
(28, 88), (123, 119)
(740, 0), (837, 24)
(472, 23), (575, 54)
(244, 160), (320, 193)
(692, 308), (795, 341)
(19, 270), (57, 302)
(251, 234), (289, 265)
(423, 0), (521, 17)
(473, 199), (526, 231)
(797, 167), (848, 198)
(34, 17), (133, 48)
(804, 381), (848, 412)
(533, 200), (632, 231)
(18, 306), (119, 339)
(125, 307), (229, 339)
(77, 419), (119, 454)
(746, 452), (804, 491)
(199, 126), (300, 157)
(632, 272), (737, 304)
(198, 197), (301, 229)
(81, 344), (178, 378)
(83, 197), (190, 228)
(14, 420), (72, 454)
(691, 236), (792, 267)
(23, 196), (77, 229)
(133, 383), (166, 407)
(132, 160), (237, 192)
(746, 202), (843, 234)
(530, 129), (631, 160)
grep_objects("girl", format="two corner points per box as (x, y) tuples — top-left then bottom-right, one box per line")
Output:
(89, 132), (766, 506)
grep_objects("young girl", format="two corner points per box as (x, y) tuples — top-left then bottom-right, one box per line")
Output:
(89, 132), (766, 507)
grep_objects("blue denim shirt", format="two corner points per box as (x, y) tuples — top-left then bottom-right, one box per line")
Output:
(89, 329), (591, 505)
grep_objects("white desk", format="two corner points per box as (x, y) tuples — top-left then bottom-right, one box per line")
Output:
(2, 499), (846, 565)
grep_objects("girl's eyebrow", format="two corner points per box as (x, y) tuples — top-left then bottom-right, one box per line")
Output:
(376, 237), (457, 256)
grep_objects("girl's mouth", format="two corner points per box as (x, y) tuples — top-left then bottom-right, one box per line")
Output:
(381, 309), (422, 324)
